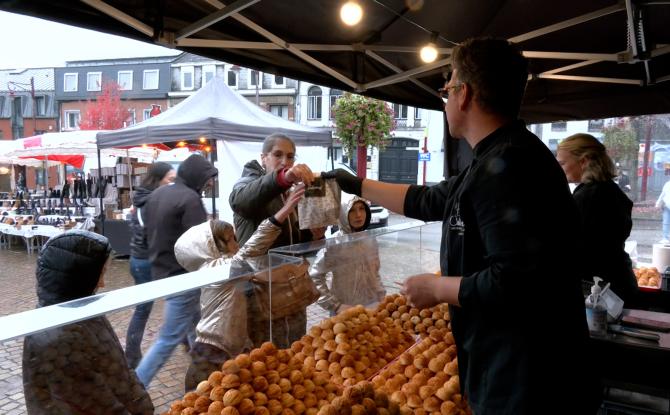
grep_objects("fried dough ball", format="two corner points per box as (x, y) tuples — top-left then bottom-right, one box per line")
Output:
(210, 386), (225, 401)
(223, 389), (243, 406)
(266, 370), (280, 385)
(207, 401), (224, 415)
(250, 349), (266, 362)
(261, 341), (278, 355)
(240, 383), (255, 399)
(253, 376), (269, 392)
(267, 384), (282, 399)
(440, 401), (458, 415)
(222, 407), (241, 415)
(208, 371), (223, 386)
(268, 400), (283, 415)
(221, 374), (241, 388)
(254, 391), (268, 406)
(183, 392), (199, 406)
(239, 368), (253, 383)
(254, 408), (270, 415)
(223, 360), (241, 374)
(238, 398), (255, 415)
(194, 396), (211, 412)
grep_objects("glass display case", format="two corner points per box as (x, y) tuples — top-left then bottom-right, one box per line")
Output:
(0, 220), (441, 414)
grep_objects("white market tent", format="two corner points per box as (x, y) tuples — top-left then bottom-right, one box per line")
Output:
(96, 77), (332, 147)
(97, 77), (333, 221)
(8, 130), (157, 161)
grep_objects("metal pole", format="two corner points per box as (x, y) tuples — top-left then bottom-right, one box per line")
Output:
(97, 146), (105, 234)
(30, 77), (37, 135)
(210, 139), (217, 219)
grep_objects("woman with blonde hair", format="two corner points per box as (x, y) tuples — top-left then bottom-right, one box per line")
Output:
(557, 133), (637, 303)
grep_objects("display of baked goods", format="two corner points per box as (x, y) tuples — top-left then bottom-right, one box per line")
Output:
(634, 266), (661, 288)
(305, 304), (415, 387)
(376, 294), (451, 339)
(370, 328), (470, 415)
(164, 296), (470, 415)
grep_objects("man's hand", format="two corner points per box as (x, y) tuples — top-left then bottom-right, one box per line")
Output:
(285, 164), (314, 186)
(401, 274), (462, 309)
(321, 169), (363, 196)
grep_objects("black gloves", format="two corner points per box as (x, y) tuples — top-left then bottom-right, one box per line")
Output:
(321, 169), (363, 196)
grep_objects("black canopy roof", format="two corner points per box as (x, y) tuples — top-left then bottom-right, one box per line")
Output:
(4, 0), (669, 123)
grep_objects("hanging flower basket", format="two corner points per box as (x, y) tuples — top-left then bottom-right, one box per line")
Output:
(332, 93), (396, 156)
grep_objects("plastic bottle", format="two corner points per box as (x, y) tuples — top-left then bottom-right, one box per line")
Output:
(585, 277), (608, 337)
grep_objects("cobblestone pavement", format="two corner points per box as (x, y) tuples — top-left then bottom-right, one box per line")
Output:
(0, 217), (441, 414)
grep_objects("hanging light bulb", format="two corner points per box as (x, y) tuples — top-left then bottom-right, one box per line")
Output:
(420, 44), (438, 63)
(199, 136), (207, 143)
(419, 32), (440, 63)
(340, 1), (363, 26)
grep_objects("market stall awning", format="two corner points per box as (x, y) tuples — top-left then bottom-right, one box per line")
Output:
(19, 155), (85, 169)
(97, 77), (332, 148)
(7, 131), (158, 160)
(1, 1), (669, 123)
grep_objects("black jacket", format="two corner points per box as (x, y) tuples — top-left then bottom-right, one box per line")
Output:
(574, 180), (637, 303)
(229, 160), (310, 247)
(129, 186), (152, 259)
(24, 230), (154, 414)
(404, 121), (597, 414)
(144, 154), (217, 279)
(35, 230), (111, 307)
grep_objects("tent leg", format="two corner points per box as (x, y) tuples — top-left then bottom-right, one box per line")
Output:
(97, 146), (105, 235)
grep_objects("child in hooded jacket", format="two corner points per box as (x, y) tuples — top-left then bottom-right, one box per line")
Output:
(174, 184), (306, 390)
(309, 196), (386, 315)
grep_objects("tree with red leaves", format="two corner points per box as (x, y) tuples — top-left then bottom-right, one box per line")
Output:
(79, 81), (128, 130)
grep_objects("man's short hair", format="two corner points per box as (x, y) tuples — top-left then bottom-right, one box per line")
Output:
(451, 37), (528, 119)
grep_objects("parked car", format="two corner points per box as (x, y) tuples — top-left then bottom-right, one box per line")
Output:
(332, 163), (389, 230)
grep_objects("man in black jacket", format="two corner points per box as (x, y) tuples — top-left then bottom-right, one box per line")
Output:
(135, 154), (217, 387)
(325, 38), (599, 414)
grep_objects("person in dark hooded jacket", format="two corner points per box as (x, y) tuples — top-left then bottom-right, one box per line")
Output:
(22, 230), (154, 415)
(135, 154), (218, 387)
(125, 162), (175, 368)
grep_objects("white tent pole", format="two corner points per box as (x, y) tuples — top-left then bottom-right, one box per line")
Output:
(127, 149), (133, 196)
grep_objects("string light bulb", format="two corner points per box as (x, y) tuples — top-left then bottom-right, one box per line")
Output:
(420, 32), (440, 63)
(177, 141), (186, 147)
(199, 136), (207, 143)
(340, 1), (363, 26)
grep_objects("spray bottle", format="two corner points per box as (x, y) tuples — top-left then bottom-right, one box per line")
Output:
(585, 276), (608, 337)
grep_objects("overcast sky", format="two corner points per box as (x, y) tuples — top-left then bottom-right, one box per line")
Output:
(0, 10), (180, 69)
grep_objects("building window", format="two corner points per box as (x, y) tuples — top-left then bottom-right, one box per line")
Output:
(249, 70), (261, 88)
(551, 121), (567, 132)
(87, 72), (102, 91)
(588, 119), (604, 132)
(0, 96), (4, 115)
(329, 89), (343, 119)
(64, 73), (78, 92)
(272, 74), (285, 88)
(64, 110), (80, 130)
(125, 109), (136, 127)
(414, 107), (422, 120)
(117, 70), (133, 90)
(143, 108), (152, 121)
(270, 105), (289, 120)
(181, 66), (194, 90)
(203, 65), (216, 84)
(143, 69), (159, 90)
(393, 103), (408, 119)
(226, 69), (238, 88)
(307, 86), (322, 120)
(34, 96), (46, 116)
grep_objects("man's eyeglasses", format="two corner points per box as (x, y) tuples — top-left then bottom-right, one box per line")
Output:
(438, 84), (463, 104)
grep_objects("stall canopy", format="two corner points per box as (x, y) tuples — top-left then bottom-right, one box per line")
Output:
(96, 77), (332, 148)
(7, 131), (158, 168)
(1, 1), (669, 123)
